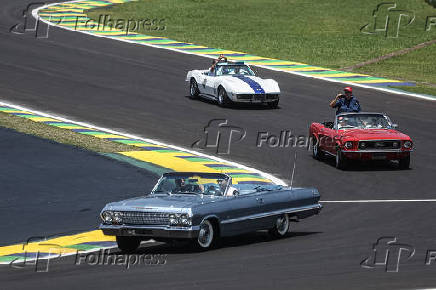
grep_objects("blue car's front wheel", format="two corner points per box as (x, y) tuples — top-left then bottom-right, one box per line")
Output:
(197, 219), (216, 249)
(116, 236), (141, 253)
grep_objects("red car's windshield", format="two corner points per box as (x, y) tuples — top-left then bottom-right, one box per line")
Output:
(337, 114), (392, 130)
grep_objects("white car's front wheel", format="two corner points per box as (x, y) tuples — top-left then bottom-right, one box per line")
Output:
(190, 78), (199, 99)
(217, 87), (231, 107)
(268, 99), (279, 109)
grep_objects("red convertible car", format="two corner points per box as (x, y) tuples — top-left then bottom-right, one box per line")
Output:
(309, 112), (413, 169)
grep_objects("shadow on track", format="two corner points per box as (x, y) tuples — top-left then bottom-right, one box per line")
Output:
(122, 231), (322, 255)
(312, 154), (411, 172)
(184, 95), (281, 110)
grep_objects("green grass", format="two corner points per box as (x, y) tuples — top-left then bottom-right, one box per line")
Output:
(87, 0), (436, 96)
(356, 43), (436, 96)
(392, 84), (436, 96)
(0, 112), (142, 153)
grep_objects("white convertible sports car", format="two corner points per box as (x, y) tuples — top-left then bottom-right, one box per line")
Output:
(186, 62), (280, 108)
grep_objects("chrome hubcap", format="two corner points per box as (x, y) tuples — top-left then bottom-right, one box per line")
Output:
(198, 221), (213, 248)
(276, 214), (289, 235)
(190, 82), (196, 95)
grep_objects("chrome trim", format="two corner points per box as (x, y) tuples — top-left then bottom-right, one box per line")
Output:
(344, 149), (413, 153)
(100, 224), (200, 238)
(221, 204), (322, 224)
(358, 139), (402, 142)
(100, 224), (200, 231)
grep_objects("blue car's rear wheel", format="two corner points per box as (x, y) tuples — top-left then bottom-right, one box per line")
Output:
(269, 213), (290, 238)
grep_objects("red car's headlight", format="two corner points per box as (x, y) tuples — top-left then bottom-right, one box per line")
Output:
(403, 141), (412, 149)
(344, 141), (353, 149)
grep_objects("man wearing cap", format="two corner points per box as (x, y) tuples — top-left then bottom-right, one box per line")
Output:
(329, 87), (361, 115)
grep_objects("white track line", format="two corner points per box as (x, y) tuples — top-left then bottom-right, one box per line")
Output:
(0, 100), (286, 186)
(321, 199), (436, 203)
(32, 1), (436, 102)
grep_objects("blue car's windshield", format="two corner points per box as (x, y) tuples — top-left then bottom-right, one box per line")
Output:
(153, 174), (230, 196)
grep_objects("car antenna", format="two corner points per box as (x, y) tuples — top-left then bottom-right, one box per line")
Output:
(289, 150), (297, 191)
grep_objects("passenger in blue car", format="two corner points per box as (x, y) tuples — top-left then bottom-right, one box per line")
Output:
(329, 87), (361, 115)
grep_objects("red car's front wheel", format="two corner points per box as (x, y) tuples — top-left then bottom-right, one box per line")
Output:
(399, 154), (411, 170)
(335, 149), (348, 170)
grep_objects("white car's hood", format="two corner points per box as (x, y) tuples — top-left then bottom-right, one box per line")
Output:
(219, 75), (279, 94)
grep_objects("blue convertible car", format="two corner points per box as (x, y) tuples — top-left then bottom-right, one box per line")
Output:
(100, 172), (322, 251)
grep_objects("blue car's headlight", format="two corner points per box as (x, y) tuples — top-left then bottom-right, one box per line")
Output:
(113, 212), (123, 224)
(169, 213), (192, 226)
(180, 214), (191, 226)
(169, 214), (178, 226)
(101, 211), (113, 223)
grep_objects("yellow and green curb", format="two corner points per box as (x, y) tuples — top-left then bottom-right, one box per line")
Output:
(0, 103), (277, 263)
(36, 0), (415, 88)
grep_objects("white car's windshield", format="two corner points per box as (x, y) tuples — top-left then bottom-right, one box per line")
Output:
(215, 65), (255, 76)
(337, 114), (392, 130)
(153, 173), (230, 196)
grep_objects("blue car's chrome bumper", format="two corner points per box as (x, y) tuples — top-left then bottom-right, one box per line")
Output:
(100, 224), (200, 239)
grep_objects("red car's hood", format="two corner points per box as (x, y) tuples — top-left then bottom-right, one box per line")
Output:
(338, 129), (411, 140)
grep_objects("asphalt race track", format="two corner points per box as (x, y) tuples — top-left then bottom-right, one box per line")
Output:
(1, 0), (436, 289)
(0, 126), (157, 245)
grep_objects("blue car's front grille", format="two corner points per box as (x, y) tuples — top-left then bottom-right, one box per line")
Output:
(120, 211), (169, 225)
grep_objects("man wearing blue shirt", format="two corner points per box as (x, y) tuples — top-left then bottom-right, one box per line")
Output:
(329, 87), (361, 115)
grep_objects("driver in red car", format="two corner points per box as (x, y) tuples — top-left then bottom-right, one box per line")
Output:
(329, 87), (361, 115)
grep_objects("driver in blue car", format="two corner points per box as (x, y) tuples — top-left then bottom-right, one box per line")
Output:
(329, 87), (361, 115)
